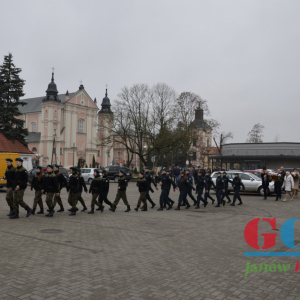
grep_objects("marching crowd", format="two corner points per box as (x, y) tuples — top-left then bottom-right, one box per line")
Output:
(3, 158), (299, 219)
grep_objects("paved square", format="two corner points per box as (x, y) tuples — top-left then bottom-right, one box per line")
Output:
(1, 183), (300, 300)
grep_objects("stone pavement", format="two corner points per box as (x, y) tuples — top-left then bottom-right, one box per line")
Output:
(1, 183), (300, 300)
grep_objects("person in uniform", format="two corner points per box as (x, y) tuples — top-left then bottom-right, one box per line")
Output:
(230, 173), (245, 206)
(195, 170), (208, 209)
(175, 171), (195, 210)
(42, 165), (59, 217)
(184, 169), (197, 206)
(134, 171), (153, 211)
(215, 172), (226, 207)
(9, 158), (32, 219)
(165, 169), (176, 207)
(261, 167), (270, 200)
(157, 168), (177, 211)
(204, 171), (216, 204)
(4, 158), (15, 216)
(110, 170), (130, 212)
(144, 166), (158, 208)
(76, 168), (88, 211)
(31, 166), (44, 214)
(67, 167), (80, 216)
(53, 164), (67, 212)
(88, 169), (102, 214)
(220, 172), (231, 203)
(274, 169), (282, 201)
(97, 170), (113, 212)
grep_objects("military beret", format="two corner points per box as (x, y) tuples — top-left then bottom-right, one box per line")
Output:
(217, 171), (221, 174)
(197, 170), (202, 173)
(144, 166), (150, 170)
(185, 169), (190, 172)
(76, 168), (81, 172)
(140, 171), (145, 175)
(206, 170), (210, 173)
(43, 168), (47, 172)
(15, 158), (23, 162)
(166, 169), (170, 173)
(102, 169), (107, 173)
(234, 173), (239, 175)
(120, 169), (126, 175)
(47, 165), (54, 169)
(70, 167), (77, 170)
(161, 168), (167, 171)
(94, 169), (100, 173)
(36, 166), (43, 170)
(5, 158), (13, 162)
(223, 171), (227, 174)
(197, 166), (201, 168)
(180, 171), (185, 174)
(54, 164), (60, 168)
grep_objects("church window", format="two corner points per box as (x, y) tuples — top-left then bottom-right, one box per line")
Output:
(81, 100), (84, 106)
(31, 122), (36, 132)
(60, 148), (63, 155)
(53, 129), (57, 136)
(32, 147), (37, 152)
(97, 150), (101, 157)
(78, 119), (84, 133)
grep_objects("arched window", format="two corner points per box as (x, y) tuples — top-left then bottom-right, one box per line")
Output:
(32, 147), (37, 152)
(78, 119), (84, 133)
(31, 122), (36, 132)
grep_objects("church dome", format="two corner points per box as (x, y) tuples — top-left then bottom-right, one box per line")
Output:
(42, 72), (61, 103)
(98, 88), (112, 114)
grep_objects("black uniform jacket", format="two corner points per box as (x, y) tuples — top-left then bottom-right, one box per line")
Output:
(89, 176), (102, 194)
(118, 176), (128, 191)
(42, 172), (59, 193)
(14, 166), (28, 190)
(31, 174), (44, 191)
(137, 178), (153, 193)
(67, 174), (80, 194)
(159, 174), (177, 191)
(177, 176), (195, 192)
(5, 165), (15, 188)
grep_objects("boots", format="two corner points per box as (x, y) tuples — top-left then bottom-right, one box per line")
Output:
(7, 207), (14, 216)
(204, 201), (208, 208)
(185, 204), (191, 209)
(222, 200), (226, 206)
(69, 209), (76, 216)
(37, 209), (44, 214)
(237, 202), (243, 205)
(166, 206), (172, 210)
(9, 211), (19, 219)
(230, 203), (235, 206)
(170, 200), (175, 207)
(151, 203), (156, 208)
(96, 206), (102, 211)
(88, 209), (94, 214)
(227, 199), (231, 203)
(212, 199), (215, 204)
(215, 204), (220, 207)
(82, 205), (88, 212)
(26, 207), (32, 217)
(195, 205), (200, 209)
(157, 207), (163, 211)
(109, 204), (116, 212)
(32, 208), (36, 215)
(57, 206), (64, 212)
(134, 206), (139, 211)
(45, 209), (54, 217)
(125, 206), (131, 212)
(141, 206), (147, 211)
(193, 201), (196, 206)
(175, 206), (180, 210)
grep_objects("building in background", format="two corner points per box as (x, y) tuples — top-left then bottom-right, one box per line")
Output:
(0, 133), (33, 170)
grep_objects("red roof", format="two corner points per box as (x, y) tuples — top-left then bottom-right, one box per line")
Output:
(0, 133), (33, 154)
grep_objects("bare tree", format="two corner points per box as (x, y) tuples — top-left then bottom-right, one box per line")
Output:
(273, 134), (280, 143)
(214, 131), (234, 154)
(246, 123), (264, 143)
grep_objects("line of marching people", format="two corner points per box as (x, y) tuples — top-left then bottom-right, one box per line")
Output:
(3, 157), (246, 219)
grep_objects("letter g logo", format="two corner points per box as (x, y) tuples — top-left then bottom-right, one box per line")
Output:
(244, 218), (277, 249)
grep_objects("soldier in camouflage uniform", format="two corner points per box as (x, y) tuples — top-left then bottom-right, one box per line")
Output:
(4, 158), (15, 216)
(134, 172), (153, 211)
(31, 166), (44, 214)
(10, 158), (32, 219)
(42, 165), (59, 217)
(110, 170), (130, 212)
(53, 164), (68, 212)
(76, 168), (88, 211)
(144, 166), (158, 208)
(88, 169), (102, 214)
(67, 167), (80, 216)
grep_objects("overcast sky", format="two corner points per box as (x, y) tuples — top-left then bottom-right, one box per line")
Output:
(1, 0), (300, 143)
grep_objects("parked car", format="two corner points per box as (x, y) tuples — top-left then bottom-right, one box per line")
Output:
(103, 166), (132, 183)
(244, 170), (263, 178)
(28, 166), (69, 184)
(211, 171), (274, 196)
(284, 168), (300, 173)
(79, 168), (103, 184)
(255, 169), (275, 174)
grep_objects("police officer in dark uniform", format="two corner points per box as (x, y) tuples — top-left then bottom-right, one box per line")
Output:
(4, 158), (15, 216)
(144, 166), (158, 208)
(220, 171), (231, 203)
(157, 168), (177, 211)
(204, 171), (216, 204)
(10, 158), (32, 219)
(165, 169), (176, 207)
(184, 169), (197, 206)
(215, 172), (226, 207)
(53, 164), (68, 212)
(195, 170), (208, 208)
(175, 171), (195, 210)
(97, 170), (114, 212)
(230, 173), (245, 206)
(76, 168), (88, 211)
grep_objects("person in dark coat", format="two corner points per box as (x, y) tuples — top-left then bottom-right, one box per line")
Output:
(195, 170), (208, 208)
(280, 166), (286, 187)
(230, 173), (245, 206)
(204, 171), (216, 204)
(97, 170), (114, 212)
(174, 171), (195, 210)
(220, 172), (231, 203)
(134, 172), (153, 211)
(274, 169), (282, 201)
(76, 168), (88, 212)
(261, 167), (270, 200)
(215, 172), (226, 207)
(31, 166), (44, 214)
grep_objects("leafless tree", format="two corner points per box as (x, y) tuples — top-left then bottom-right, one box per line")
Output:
(273, 134), (280, 143)
(214, 131), (234, 154)
(246, 123), (264, 143)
